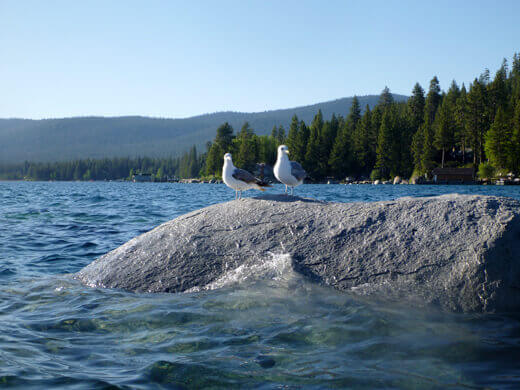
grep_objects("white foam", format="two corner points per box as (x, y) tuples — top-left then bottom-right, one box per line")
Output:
(197, 252), (294, 291)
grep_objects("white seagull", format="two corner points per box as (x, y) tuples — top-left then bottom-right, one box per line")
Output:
(222, 153), (271, 199)
(274, 145), (307, 195)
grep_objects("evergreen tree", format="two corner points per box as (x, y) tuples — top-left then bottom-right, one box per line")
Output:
(511, 53), (520, 102)
(276, 125), (286, 144)
(414, 76), (442, 174)
(344, 97), (362, 173)
(304, 110), (324, 178)
(455, 84), (469, 163)
(205, 142), (223, 176)
(353, 106), (373, 174)
(466, 78), (489, 165)
(510, 100), (520, 174)
(236, 122), (258, 172)
(375, 108), (398, 178)
(295, 121), (310, 163)
(379, 86), (394, 106)
(488, 59), (510, 120)
(408, 83), (426, 131)
(434, 98), (456, 167)
(286, 115), (300, 154)
(215, 122), (234, 153)
(329, 120), (353, 179)
(484, 106), (512, 170)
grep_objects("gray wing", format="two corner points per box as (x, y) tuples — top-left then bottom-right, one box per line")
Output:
(232, 168), (258, 184)
(290, 161), (307, 181)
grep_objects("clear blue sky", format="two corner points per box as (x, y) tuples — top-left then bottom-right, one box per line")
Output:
(1, 0), (519, 119)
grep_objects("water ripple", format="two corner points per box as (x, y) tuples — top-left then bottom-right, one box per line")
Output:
(0, 181), (519, 388)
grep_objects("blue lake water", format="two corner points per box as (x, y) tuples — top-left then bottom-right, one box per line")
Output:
(1, 181), (520, 389)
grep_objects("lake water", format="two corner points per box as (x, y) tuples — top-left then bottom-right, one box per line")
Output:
(1, 181), (520, 389)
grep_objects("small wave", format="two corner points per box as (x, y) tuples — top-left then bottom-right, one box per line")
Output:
(189, 253), (295, 293)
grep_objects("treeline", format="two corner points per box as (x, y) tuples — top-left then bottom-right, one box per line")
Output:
(203, 122), (285, 176)
(204, 53), (520, 180)
(0, 148), (203, 181)
(3, 53), (519, 182)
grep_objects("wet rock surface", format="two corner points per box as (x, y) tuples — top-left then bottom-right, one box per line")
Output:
(75, 194), (520, 313)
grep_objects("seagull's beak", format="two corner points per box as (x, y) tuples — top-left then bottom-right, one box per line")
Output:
(285, 150), (290, 155)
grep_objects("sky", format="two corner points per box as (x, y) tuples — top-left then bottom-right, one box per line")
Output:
(1, 0), (519, 119)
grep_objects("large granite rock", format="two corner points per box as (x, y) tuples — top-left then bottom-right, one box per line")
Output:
(75, 194), (520, 313)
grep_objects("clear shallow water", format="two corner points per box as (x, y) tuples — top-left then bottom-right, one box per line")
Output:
(1, 182), (520, 389)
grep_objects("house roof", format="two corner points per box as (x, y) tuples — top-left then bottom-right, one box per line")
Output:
(431, 168), (475, 175)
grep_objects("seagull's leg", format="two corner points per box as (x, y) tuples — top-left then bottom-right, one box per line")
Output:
(235, 190), (237, 200)
(291, 187), (294, 196)
(285, 184), (288, 194)
(239, 191), (242, 200)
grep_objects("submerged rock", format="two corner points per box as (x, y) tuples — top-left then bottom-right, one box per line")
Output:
(75, 194), (520, 313)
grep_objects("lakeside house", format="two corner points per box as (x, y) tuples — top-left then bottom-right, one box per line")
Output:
(432, 168), (475, 184)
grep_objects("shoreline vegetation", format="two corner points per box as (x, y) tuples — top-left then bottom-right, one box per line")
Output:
(2, 53), (519, 185)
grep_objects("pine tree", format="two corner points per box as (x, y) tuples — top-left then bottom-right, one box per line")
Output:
(270, 125), (278, 141)
(345, 97), (362, 172)
(455, 84), (468, 163)
(205, 142), (223, 176)
(304, 110), (324, 178)
(414, 76), (442, 174)
(235, 122), (258, 171)
(425, 76), (442, 124)
(488, 59), (510, 121)
(408, 83), (425, 131)
(466, 78), (489, 165)
(484, 106), (512, 170)
(295, 121), (310, 164)
(277, 125), (286, 144)
(375, 108), (396, 179)
(329, 119), (353, 179)
(379, 86), (394, 107)
(286, 115), (300, 154)
(510, 100), (520, 174)
(215, 122), (234, 153)
(353, 106), (373, 174)
(511, 53), (520, 102)
(434, 99), (456, 168)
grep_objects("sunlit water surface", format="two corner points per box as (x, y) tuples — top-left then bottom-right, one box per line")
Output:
(1, 182), (520, 389)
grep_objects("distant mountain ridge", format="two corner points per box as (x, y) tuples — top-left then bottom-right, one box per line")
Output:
(0, 94), (408, 163)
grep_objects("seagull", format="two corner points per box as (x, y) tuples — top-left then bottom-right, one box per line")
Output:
(274, 145), (307, 195)
(222, 153), (271, 199)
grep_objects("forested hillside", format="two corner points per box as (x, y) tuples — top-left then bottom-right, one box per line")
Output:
(3, 53), (519, 183)
(0, 95), (405, 163)
(204, 53), (520, 181)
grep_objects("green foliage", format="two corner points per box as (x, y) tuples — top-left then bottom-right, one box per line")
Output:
(434, 98), (456, 167)
(408, 83), (425, 130)
(304, 112), (323, 178)
(379, 86), (394, 106)
(466, 78), (490, 165)
(0, 156), (186, 181)
(370, 169), (381, 181)
(478, 162), (495, 179)
(235, 122), (259, 172)
(484, 107), (512, 170)
(510, 100), (520, 174)
(3, 52), (520, 183)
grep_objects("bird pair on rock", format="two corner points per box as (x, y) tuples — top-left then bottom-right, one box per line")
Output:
(223, 145), (307, 199)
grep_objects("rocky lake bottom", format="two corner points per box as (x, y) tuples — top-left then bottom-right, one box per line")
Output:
(1, 181), (520, 389)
